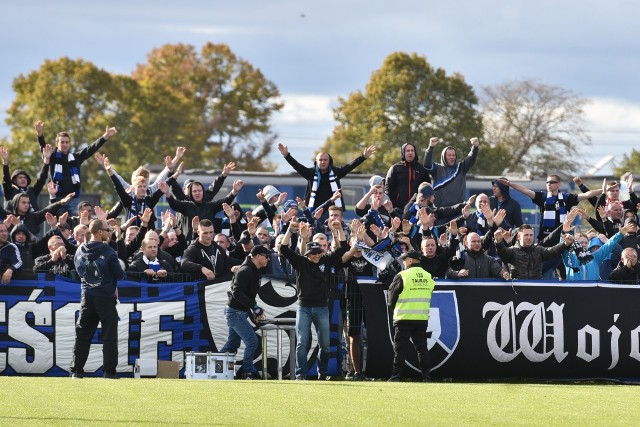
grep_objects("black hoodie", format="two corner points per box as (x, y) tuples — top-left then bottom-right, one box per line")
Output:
(74, 241), (124, 297)
(385, 143), (431, 209)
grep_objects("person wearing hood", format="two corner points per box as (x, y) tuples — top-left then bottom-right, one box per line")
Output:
(489, 178), (523, 230)
(9, 223), (47, 272)
(277, 142), (376, 215)
(609, 248), (640, 285)
(385, 143), (431, 210)
(1, 145), (49, 212)
(158, 178), (242, 242)
(35, 121), (118, 216)
(0, 222), (23, 284)
(424, 137), (479, 208)
(562, 222), (632, 281)
(9, 190), (75, 236)
(71, 219), (124, 379)
(447, 232), (510, 280)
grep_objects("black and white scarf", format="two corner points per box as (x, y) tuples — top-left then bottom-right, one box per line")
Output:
(308, 166), (340, 209)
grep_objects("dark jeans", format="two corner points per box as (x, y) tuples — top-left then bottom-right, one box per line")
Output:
(71, 293), (119, 375)
(220, 306), (258, 375)
(391, 320), (431, 379)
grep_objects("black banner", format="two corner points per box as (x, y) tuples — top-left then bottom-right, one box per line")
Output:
(360, 280), (640, 381)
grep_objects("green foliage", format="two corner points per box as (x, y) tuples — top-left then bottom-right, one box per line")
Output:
(614, 148), (640, 176)
(321, 52), (484, 176)
(4, 44), (283, 207)
(5, 57), (135, 206)
(132, 43), (283, 171)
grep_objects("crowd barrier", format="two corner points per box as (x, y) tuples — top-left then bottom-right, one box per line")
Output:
(1, 274), (640, 381)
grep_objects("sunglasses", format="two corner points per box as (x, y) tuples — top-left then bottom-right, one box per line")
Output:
(546, 181), (559, 184)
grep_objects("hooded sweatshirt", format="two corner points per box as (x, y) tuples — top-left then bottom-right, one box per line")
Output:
(385, 143), (431, 209)
(10, 193), (66, 236)
(74, 241), (124, 297)
(424, 144), (478, 207)
(2, 163), (48, 212)
(489, 178), (524, 229)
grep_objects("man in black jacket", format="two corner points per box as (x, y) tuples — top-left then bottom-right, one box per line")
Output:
(71, 219), (124, 379)
(219, 245), (271, 380)
(609, 248), (640, 284)
(385, 143), (431, 211)
(181, 219), (232, 281)
(280, 218), (349, 380)
(277, 142), (375, 213)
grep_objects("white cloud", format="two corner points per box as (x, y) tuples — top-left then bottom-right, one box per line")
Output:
(274, 94), (335, 124)
(585, 98), (640, 130)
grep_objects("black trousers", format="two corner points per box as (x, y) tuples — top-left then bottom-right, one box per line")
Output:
(71, 293), (119, 375)
(391, 320), (431, 379)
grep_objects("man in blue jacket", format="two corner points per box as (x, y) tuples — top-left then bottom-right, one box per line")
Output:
(71, 219), (124, 379)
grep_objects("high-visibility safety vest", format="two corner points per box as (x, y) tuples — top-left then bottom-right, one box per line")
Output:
(393, 267), (435, 321)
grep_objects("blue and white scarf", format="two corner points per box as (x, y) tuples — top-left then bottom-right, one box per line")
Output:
(53, 152), (81, 196)
(144, 256), (161, 272)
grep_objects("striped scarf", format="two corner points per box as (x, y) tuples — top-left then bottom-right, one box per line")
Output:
(542, 192), (566, 230)
(53, 152), (81, 196)
(308, 166), (340, 209)
(143, 256), (161, 272)
(130, 197), (147, 226)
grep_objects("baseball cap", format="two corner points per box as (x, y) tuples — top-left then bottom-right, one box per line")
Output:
(238, 230), (252, 244)
(399, 250), (421, 261)
(250, 245), (272, 257)
(304, 241), (324, 256)
(624, 217), (637, 227)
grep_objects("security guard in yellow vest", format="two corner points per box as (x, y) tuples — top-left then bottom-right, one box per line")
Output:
(387, 250), (435, 382)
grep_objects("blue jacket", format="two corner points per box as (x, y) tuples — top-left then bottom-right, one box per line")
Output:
(563, 232), (623, 281)
(74, 241), (124, 297)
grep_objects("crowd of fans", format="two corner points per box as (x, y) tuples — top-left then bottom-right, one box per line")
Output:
(2, 122), (640, 380)
(0, 124), (638, 288)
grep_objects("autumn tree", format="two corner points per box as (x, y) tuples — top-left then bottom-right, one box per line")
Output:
(132, 43), (283, 171)
(481, 80), (591, 175)
(4, 57), (136, 203)
(321, 52), (506, 175)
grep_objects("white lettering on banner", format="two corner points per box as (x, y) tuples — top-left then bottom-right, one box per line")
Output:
(55, 303), (80, 374)
(630, 325), (640, 363)
(116, 304), (135, 372)
(483, 301), (567, 363)
(138, 302), (185, 364)
(0, 301), (5, 373)
(577, 325), (600, 362)
(8, 298), (54, 374)
(608, 314), (621, 370)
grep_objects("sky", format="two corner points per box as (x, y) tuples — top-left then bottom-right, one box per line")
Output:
(2, 0), (640, 176)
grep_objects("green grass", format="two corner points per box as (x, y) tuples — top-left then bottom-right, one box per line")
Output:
(1, 378), (639, 426)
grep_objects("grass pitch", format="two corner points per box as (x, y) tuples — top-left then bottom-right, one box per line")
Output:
(1, 377), (639, 426)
